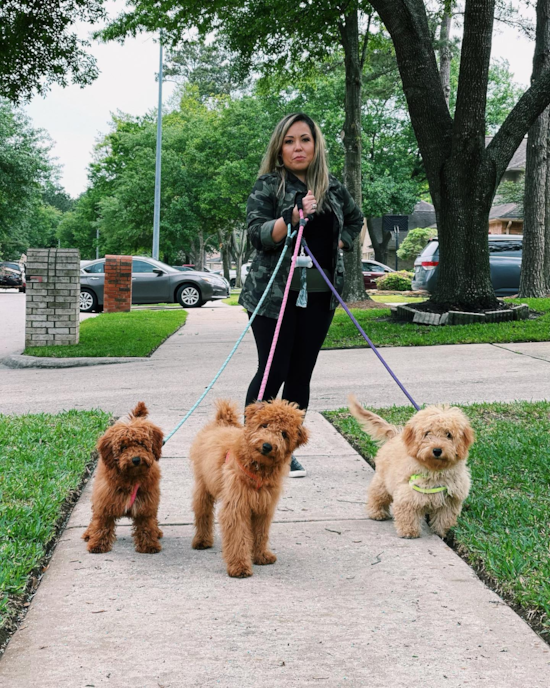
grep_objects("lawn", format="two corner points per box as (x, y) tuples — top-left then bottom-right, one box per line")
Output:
(223, 294), (241, 306)
(370, 294), (426, 304)
(324, 298), (550, 348)
(24, 309), (188, 358)
(325, 401), (550, 640)
(0, 410), (111, 646)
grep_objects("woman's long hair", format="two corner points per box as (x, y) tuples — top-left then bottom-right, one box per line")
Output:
(258, 113), (329, 212)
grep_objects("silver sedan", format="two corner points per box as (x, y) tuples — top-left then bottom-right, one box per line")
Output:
(80, 257), (229, 312)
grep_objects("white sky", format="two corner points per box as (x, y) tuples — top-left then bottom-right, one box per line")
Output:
(24, 6), (536, 199)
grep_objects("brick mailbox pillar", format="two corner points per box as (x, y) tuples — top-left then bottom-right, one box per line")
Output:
(25, 248), (80, 347)
(104, 255), (132, 313)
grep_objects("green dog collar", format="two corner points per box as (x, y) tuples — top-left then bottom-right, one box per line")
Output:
(409, 473), (448, 494)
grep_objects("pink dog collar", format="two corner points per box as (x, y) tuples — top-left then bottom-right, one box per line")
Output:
(226, 451), (263, 490)
(126, 483), (140, 510)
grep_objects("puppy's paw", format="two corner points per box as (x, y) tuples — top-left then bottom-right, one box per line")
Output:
(87, 542), (112, 554)
(156, 528), (164, 539)
(254, 551), (277, 566)
(82, 530), (90, 541)
(396, 527), (421, 539)
(192, 536), (213, 550)
(366, 507), (391, 521)
(227, 564), (253, 578)
(135, 540), (162, 554)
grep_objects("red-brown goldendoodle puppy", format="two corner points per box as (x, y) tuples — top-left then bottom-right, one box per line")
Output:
(349, 395), (474, 539)
(190, 398), (309, 578)
(83, 402), (164, 554)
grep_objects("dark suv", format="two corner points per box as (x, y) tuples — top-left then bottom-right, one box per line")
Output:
(0, 261), (25, 292)
(412, 235), (523, 296)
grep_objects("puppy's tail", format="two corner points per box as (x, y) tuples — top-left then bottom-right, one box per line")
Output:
(214, 399), (242, 428)
(348, 395), (398, 442)
(130, 401), (149, 419)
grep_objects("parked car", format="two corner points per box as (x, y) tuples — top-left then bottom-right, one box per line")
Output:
(241, 262), (251, 285)
(181, 264), (237, 287)
(173, 265), (230, 290)
(412, 235), (523, 296)
(362, 260), (394, 289)
(80, 257), (229, 312)
(0, 261), (25, 292)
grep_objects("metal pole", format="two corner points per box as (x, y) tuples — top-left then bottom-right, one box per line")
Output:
(394, 225), (399, 271)
(152, 32), (163, 260)
(96, 227), (99, 260)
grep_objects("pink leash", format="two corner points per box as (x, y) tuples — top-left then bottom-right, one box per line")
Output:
(126, 483), (140, 510)
(258, 208), (307, 401)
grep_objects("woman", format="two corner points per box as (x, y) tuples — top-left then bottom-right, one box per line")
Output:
(239, 113), (363, 476)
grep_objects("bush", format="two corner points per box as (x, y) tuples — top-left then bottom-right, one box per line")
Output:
(375, 271), (414, 291)
(396, 226), (438, 260)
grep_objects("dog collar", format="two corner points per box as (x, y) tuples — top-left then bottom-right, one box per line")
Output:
(226, 451), (263, 490)
(126, 483), (140, 510)
(409, 473), (447, 494)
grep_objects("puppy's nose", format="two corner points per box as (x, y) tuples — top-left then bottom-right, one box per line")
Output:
(433, 448), (443, 458)
(262, 443), (272, 454)
(132, 456), (141, 466)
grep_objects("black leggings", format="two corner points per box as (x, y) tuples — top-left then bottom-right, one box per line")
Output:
(246, 291), (335, 410)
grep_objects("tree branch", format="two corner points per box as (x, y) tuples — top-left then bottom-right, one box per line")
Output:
(360, 13), (373, 72)
(453, 0), (496, 141)
(487, 67), (550, 183)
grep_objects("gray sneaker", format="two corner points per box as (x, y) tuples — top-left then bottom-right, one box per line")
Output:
(289, 455), (307, 478)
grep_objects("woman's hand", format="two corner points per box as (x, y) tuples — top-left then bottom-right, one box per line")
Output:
(292, 189), (318, 224)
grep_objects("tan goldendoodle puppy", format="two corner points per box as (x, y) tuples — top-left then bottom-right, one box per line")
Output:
(349, 396), (474, 539)
(83, 402), (164, 554)
(190, 399), (309, 578)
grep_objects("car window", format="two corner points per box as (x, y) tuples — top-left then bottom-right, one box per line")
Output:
(489, 240), (522, 255)
(362, 262), (379, 272)
(420, 241), (439, 258)
(84, 262), (105, 273)
(132, 259), (156, 273)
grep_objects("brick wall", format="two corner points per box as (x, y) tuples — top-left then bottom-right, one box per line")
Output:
(104, 255), (132, 313)
(25, 248), (80, 347)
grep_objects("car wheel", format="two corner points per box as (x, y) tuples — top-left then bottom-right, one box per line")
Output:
(80, 288), (98, 313)
(18, 286), (25, 293)
(230, 278), (236, 288)
(176, 284), (203, 308)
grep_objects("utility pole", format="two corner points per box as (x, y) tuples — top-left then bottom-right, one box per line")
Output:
(152, 32), (163, 260)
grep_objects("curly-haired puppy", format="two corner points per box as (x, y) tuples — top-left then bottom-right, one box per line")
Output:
(349, 396), (474, 539)
(190, 399), (309, 578)
(83, 402), (164, 554)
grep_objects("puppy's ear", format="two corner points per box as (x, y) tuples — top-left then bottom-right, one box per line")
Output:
(295, 424), (309, 449)
(98, 430), (116, 469)
(245, 401), (265, 424)
(461, 424), (475, 452)
(402, 423), (417, 454)
(150, 424), (164, 461)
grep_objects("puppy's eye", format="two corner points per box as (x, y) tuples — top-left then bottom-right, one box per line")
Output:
(424, 432), (430, 437)
(447, 432), (453, 439)
(261, 423), (268, 429)
(120, 444), (127, 451)
(281, 431), (288, 439)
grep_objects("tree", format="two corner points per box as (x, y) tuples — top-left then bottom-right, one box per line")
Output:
(519, 0), (550, 297)
(0, 0), (105, 102)
(368, 0), (550, 308)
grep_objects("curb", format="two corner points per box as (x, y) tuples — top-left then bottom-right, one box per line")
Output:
(1, 354), (148, 369)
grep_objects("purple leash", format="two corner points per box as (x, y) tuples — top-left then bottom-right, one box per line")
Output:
(302, 242), (420, 411)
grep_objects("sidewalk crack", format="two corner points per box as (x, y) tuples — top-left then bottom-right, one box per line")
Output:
(490, 343), (550, 364)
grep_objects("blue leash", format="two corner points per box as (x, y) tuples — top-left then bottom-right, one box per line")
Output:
(163, 226), (296, 445)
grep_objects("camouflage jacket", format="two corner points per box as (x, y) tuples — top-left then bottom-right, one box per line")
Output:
(239, 172), (364, 318)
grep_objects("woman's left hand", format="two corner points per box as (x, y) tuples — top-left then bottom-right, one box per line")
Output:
(338, 240), (344, 249)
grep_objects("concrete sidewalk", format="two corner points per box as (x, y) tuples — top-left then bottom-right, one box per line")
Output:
(0, 304), (549, 686)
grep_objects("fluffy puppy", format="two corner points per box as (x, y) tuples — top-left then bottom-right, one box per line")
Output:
(349, 396), (474, 539)
(83, 402), (164, 554)
(190, 399), (309, 578)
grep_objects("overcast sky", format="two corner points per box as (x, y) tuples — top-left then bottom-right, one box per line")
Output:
(24, 7), (536, 199)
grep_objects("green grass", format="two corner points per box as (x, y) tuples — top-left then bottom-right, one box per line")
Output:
(223, 294), (241, 306)
(0, 410), (111, 641)
(324, 298), (550, 348)
(325, 401), (550, 640)
(24, 309), (188, 358)
(370, 294), (426, 304)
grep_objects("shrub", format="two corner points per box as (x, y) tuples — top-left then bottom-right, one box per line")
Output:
(376, 271), (414, 291)
(397, 226), (438, 260)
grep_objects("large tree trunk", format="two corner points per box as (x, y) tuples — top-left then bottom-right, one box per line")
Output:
(546, 127), (550, 291)
(371, 0), (550, 309)
(339, 10), (368, 302)
(520, 0), (550, 297)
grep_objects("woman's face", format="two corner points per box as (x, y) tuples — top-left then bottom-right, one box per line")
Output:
(280, 120), (315, 178)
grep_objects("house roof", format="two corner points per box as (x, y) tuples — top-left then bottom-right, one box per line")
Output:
(489, 203), (523, 220)
(485, 136), (527, 171)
